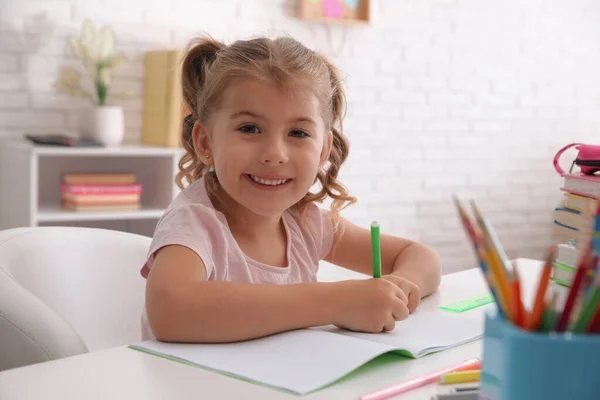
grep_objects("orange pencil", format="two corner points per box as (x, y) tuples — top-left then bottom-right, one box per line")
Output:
(528, 246), (556, 330)
(511, 261), (525, 328)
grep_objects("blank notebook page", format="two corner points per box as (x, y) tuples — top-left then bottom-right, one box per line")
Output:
(130, 311), (482, 395)
(322, 311), (483, 357)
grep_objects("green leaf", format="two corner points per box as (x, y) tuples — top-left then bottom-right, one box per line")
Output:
(96, 62), (108, 106)
(99, 67), (111, 86)
(97, 59), (111, 69)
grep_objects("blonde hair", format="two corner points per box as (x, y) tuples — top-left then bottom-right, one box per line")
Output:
(175, 35), (356, 232)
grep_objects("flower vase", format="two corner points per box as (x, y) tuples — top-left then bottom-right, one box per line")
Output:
(80, 106), (124, 147)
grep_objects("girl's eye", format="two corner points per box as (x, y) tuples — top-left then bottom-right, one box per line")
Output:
(239, 124), (261, 134)
(289, 129), (309, 138)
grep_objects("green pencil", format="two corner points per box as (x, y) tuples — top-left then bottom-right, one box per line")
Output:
(540, 291), (559, 332)
(371, 221), (382, 278)
(572, 286), (600, 333)
(540, 308), (556, 332)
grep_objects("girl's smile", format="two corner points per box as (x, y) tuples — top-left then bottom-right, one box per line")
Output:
(245, 174), (293, 190)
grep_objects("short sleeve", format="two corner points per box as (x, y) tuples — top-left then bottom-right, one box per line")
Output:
(143, 205), (220, 279)
(304, 203), (334, 260)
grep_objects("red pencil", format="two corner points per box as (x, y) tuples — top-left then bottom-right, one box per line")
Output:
(556, 246), (594, 332)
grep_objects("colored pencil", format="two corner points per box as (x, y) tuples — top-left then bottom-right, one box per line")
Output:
(572, 288), (600, 333)
(556, 246), (594, 332)
(470, 201), (512, 319)
(510, 261), (525, 328)
(540, 291), (559, 333)
(471, 201), (511, 268)
(359, 358), (481, 400)
(452, 196), (507, 317)
(587, 305), (600, 333)
(528, 246), (556, 330)
(371, 221), (382, 278)
(572, 265), (600, 333)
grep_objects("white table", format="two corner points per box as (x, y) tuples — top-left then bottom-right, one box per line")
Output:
(0, 258), (547, 400)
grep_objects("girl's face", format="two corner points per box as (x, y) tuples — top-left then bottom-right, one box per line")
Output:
(196, 79), (332, 217)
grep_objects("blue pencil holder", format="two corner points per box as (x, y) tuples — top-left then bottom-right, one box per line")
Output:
(479, 311), (600, 400)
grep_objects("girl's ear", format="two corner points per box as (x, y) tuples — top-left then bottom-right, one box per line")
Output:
(192, 121), (213, 167)
(319, 131), (333, 168)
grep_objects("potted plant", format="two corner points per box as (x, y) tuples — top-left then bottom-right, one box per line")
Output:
(54, 18), (132, 146)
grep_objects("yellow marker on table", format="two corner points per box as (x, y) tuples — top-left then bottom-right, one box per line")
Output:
(439, 370), (481, 385)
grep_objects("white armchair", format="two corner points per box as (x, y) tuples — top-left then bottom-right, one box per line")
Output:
(0, 227), (151, 372)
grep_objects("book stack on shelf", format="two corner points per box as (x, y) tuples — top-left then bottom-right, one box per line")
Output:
(60, 173), (143, 212)
(551, 173), (600, 286)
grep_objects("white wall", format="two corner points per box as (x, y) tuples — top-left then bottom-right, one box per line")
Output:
(2, 0), (600, 273)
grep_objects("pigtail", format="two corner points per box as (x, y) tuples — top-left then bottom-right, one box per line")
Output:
(298, 58), (356, 233)
(176, 36), (225, 190)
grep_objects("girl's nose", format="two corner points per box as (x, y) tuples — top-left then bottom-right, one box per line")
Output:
(261, 138), (289, 165)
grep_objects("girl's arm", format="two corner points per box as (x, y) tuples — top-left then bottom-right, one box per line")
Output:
(146, 245), (337, 342)
(324, 216), (442, 297)
(145, 244), (409, 343)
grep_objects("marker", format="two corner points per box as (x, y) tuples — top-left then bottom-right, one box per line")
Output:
(439, 370), (481, 385)
(430, 391), (479, 400)
(359, 358), (480, 400)
(371, 221), (382, 278)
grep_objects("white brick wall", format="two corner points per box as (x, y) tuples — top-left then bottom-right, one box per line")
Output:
(1, 0), (600, 273)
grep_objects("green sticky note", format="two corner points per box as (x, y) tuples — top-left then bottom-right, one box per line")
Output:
(440, 294), (494, 313)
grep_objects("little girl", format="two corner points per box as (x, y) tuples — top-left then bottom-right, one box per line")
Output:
(140, 35), (442, 343)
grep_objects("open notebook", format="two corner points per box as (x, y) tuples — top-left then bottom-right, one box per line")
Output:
(129, 311), (482, 395)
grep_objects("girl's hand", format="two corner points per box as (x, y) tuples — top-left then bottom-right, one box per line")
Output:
(381, 275), (421, 313)
(331, 279), (410, 333)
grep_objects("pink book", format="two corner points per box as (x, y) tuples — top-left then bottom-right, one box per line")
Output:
(60, 183), (143, 195)
(561, 173), (600, 198)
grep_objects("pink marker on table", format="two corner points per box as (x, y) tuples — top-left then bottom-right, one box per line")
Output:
(359, 358), (481, 400)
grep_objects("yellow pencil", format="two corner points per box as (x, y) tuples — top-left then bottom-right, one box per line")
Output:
(453, 196), (510, 317)
(471, 201), (513, 320)
(439, 370), (481, 385)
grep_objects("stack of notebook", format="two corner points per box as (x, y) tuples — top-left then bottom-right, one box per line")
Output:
(551, 173), (600, 285)
(552, 173), (600, 246)
(60, 173), (143, 211)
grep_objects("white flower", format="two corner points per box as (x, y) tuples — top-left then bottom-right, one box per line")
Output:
(55, 17), (129, 105)
(97, 26), (116, 60)
(80, 18), (98, 61)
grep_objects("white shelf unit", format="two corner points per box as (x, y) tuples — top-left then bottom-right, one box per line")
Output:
(0, 140), (185, 237)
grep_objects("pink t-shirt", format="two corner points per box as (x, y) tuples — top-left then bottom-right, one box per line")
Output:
(140, 177), (334, 339)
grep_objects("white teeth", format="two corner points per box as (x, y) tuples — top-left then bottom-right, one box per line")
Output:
(249, 175), (289, 186)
